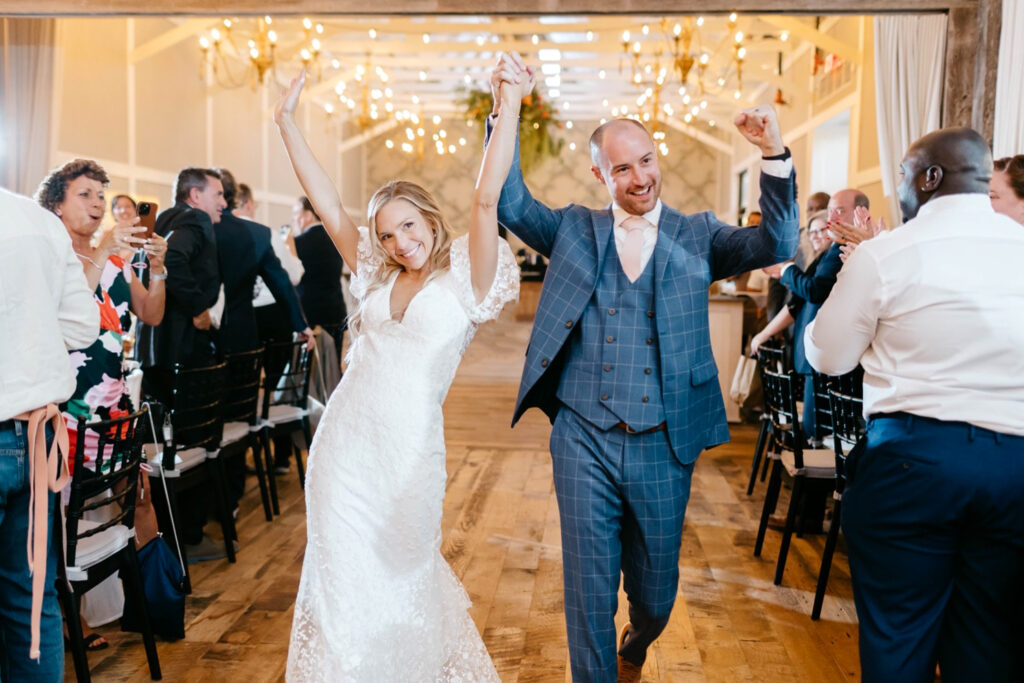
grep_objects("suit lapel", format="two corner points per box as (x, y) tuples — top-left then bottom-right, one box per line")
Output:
(654, 207), (685, 283)
(592, 207), (614, 270)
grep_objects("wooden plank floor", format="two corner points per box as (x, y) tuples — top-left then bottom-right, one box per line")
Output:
(69, 309), (859, 682)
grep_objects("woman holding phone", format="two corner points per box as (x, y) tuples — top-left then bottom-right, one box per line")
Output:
(35, 159), (167, 471)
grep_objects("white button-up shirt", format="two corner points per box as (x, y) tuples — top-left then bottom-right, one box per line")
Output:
(611, 157), (794, 274)
(0, 188), (99, 421)
(804, 193), (1024, 436)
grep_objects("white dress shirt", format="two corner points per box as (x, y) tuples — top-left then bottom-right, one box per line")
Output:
(0, 188), (99, 421)
(612, 156), (794, 274)
(804, 193), (1024, 436)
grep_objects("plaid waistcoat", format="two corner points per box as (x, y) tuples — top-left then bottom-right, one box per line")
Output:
(557, 232), (665, 431)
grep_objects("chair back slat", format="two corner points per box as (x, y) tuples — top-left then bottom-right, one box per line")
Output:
(762, 369), (806, 469)
(828, 388), (866, 494)
(167, 362), (228, 455)
(261, 341), (313, 418)
(65, 408), (147, 567)
(223, 348), (264, 426)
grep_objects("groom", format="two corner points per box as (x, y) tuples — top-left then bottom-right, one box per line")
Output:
(487, 53), (798, 681)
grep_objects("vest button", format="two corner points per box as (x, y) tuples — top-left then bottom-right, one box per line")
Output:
(646, 338), (653, 345)
(541, 358), (549, 367)
(642, 396), (649, 403)
(601, 393), (609, 401)
(606, 336), (614, 343)
(604, 365), (612, 372)
(644, 368), (652, 375)
(565, 320), (573, 328)
(647, 310), (654, 318)
(608, 308), (616, 315)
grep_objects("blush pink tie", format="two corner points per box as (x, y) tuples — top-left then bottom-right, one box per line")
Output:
(619, 215), (649, 282)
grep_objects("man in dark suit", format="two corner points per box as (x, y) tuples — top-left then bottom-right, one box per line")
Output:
(292, 196), (346, 362)
(213, 169), (311, 355)
(135, 167), (226, 559)
(137, 167), (226, 402)
(488, 53), (798, 682)
(212, 169), (313, 503)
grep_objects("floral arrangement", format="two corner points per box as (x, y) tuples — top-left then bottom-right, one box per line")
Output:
(460, 88), (564, 176)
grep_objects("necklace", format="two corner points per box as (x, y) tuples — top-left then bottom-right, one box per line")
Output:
(74, 250), (103, 270)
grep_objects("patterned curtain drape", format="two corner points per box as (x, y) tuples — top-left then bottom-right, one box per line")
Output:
(1, 18), (57, 196)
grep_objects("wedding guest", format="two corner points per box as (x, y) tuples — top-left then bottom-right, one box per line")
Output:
(111, 193), (138, 225)
(35, 159), (166, 472)
(1, 186), (98, 681)
(805, 127), (1024, 681)
(990, 154), (1024, 225)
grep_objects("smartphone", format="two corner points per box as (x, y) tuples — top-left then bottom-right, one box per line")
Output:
(137, 202), (158, 239)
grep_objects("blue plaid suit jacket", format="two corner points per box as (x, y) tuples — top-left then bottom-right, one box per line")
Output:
(495, 139), (799, 464)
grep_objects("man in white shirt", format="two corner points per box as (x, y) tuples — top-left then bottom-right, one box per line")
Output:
(804, 127), (1024, 681)
(0, 187), (99, 680)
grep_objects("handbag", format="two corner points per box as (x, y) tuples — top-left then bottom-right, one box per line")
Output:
(119, 535), (186, 640)
(730, 354), (758, 405)
(119, 404), (187, 640)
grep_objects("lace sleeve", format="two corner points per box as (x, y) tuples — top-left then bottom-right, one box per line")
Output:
(447, 234), (520, 324)
(349, 225), (381, 301)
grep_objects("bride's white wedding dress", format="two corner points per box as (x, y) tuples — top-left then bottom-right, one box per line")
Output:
(286, 228), (519, 682)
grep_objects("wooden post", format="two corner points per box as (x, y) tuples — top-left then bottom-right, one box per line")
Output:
(943, 0), (1001, 142)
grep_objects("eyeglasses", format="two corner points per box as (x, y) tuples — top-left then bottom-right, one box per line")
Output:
(808, 229), (825, 236)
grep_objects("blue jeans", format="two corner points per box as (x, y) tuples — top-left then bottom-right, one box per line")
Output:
(0, 420), (63, 682)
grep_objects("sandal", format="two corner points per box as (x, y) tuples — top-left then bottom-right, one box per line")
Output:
(64, 633), (109, 651)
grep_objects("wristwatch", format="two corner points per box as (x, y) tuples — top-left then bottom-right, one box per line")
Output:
(150, 269), (168, 281)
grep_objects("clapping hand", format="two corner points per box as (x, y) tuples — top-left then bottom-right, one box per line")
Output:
(734, 105), (785, 156)
(829, 206), (886, 246)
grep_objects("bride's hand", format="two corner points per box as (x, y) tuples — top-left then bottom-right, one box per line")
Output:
(274, 69), (307, 126)
(499, 66), (537, 115)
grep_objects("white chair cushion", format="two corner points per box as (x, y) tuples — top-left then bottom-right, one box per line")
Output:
(781, 448), (836, 479)
(145, 446), (208, 478)
(66, 519), (133, 581)
(220, 421), (251, 447)
(266, 404), (307, 425)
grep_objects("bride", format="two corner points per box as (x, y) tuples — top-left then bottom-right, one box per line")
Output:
(274, 64), (534, 682)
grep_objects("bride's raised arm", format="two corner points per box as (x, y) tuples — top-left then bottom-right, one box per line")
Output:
(274, 70), (359, 272)
(468, 55), (535, 303)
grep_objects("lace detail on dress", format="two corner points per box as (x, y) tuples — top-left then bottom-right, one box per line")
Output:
(349, 225), (382, 301)
(447, 234), (520, 324)
(285, 230), (502, 682)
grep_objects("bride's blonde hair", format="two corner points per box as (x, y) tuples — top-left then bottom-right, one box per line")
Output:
(348, 180), (457, 334)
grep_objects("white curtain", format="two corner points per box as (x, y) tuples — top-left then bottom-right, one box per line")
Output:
(874, 14), (947, 224)
(0, 18), (57, 196)
(993, 0), (1024, 157)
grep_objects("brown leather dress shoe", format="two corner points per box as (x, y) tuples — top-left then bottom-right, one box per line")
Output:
(617, 622), (643, 683)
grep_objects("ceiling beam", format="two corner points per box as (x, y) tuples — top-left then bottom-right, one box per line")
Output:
(660, 116), (733, 154)
(130, 17), (219, 63)
(337, 118), (399, 153)
(757, 15), (861, 65)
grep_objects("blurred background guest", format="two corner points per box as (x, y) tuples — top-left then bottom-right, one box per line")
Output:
(292, 196), (346, 362)
(990, 155), (1024, 225)
(110, 193), (138, 226)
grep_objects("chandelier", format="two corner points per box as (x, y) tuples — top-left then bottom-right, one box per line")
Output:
(197, 16), (325, 89)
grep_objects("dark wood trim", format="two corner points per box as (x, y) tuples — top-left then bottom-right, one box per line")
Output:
(0, 1), (974, 16)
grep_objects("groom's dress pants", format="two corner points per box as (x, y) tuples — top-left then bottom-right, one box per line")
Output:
(550, 408), (693, 683)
